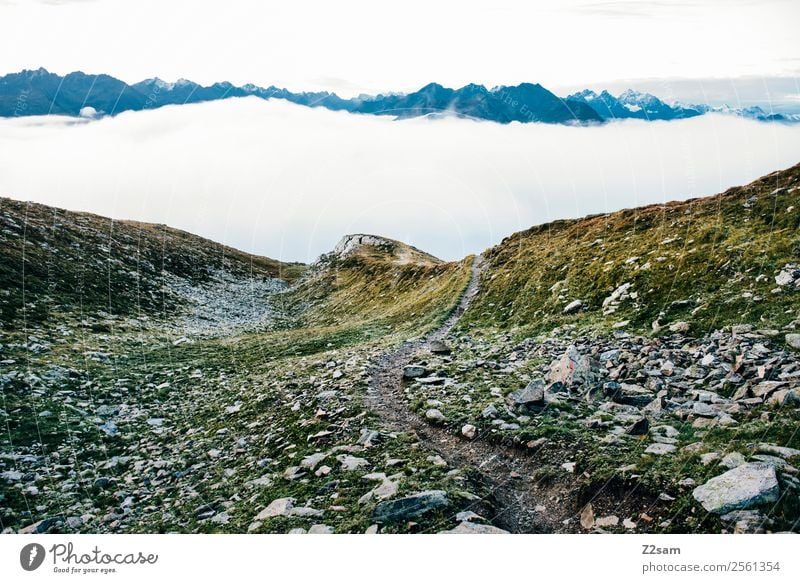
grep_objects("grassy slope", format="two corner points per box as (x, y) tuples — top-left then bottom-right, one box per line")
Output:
(0, 197), (306, 325)
(461, 163), (800, 335)
(293, 242), (473, 339)
(0, 205), (475, 533)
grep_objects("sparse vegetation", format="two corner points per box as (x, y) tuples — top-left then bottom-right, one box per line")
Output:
(2, 164), (799, 534)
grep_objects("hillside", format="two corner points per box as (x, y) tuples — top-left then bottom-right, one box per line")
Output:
(1, 166), (799, 536)
(0, 207), (476, 535)
(0, 197), (306, 327)
(461, 162), (800, 336)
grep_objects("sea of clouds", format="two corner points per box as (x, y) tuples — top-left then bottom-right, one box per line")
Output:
(1, 96), (799, 262)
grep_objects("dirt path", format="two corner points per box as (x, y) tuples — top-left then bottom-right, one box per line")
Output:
(367, 255), (570, 533)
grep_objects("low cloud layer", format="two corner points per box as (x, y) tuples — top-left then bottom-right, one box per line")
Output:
(1, 97), (799, 263)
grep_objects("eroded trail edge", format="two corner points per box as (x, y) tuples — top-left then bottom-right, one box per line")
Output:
(367, 255), (565, 533)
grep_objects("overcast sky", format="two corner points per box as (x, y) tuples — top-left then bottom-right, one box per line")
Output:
(1, 0), (798, 96)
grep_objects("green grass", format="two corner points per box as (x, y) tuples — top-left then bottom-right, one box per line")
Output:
(460, 163), (800, 336)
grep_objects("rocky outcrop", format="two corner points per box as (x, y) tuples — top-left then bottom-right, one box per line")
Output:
(332, 234), (395, 258)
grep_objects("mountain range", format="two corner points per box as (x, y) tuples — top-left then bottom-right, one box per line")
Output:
(2, 68), (797, 124)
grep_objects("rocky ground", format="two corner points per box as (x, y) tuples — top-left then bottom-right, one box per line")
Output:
(402, 320), (800, 532)
(1, 165), (799, 534)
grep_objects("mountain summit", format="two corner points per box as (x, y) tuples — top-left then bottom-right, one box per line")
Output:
(3, 69), (794, 124)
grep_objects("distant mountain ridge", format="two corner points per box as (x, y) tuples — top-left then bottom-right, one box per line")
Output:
(1, 68), (797, 124)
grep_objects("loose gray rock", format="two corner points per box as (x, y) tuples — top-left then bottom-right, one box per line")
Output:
(425, 409), (446, 423)
(255, 497), (296, 520)
(439, 521), (509, 534)
(692, 462), (779, 514)
(507, 379), (544, 408)
(372, 490), (449, 523)
(429, 340), (452, 355)
(403, 365), (428, 379)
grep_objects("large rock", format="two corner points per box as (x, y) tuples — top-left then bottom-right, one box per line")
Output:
(403, 365), (428, 379)
(775, 264), (799, 287)
(425, 409), (446, 423)
(372, 490), (449, 523)
(332, 234), (393, 258)
(692, 462), (779, 514)
(547, 345), (595, 387)
(602, 282), (634, 315)
(429, 340), (452, 355)
(255, 497), (296, 520)
(461, 424), (477, 439)
(786, 334), (800, 350)
(439, 521), (509, 534)
(507, 379), (545, 408)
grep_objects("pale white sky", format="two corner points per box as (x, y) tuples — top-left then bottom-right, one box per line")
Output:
(0, 0), (798, 96)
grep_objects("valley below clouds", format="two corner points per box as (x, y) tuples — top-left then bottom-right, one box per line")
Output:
(1, 96), (799, 262)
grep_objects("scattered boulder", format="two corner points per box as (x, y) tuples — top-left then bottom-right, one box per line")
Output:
(645, 443), (676, 455)
(439, 521), (509, 534)
(507, 379), (545, 409)
(547, 345), (595, 387)
(669, 321), (690, 333)
(372, 490), (449, 523)
(626, 417), (649, 436)
(580, 503), (595, 530)
(403, 365), (428, 379)
(255, 497), (296, 520)
(775, 264), (800, 287)
(692, 462), (779, 514)
(337, 455), (370, 471)
(425, 409), (446, 424)
(429, 340), (452, 355)
(602, 282), (634, 315)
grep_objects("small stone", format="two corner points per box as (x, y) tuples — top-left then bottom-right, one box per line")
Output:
(595, 515), (619, 528)
(429, 340), (451, 355)
(563, 299), (583, 314)
(645, 443), (676, 455)
(623, 518), (637, 530)
(255, 497), (296, 520)
(300, 452), (327, 470)
(721, 452), (746, 469)
(626, 417), (649, 436)
(786, 334), (800, 350)
(403, 365), (428, 379)
(669, 321), (690, 333)
(439, 522), (509, 534)
(425, 409), (446, 423)
(337, 455), (370, 471)
(580, 503), (595, 530)
(461, 424), (477, 439)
